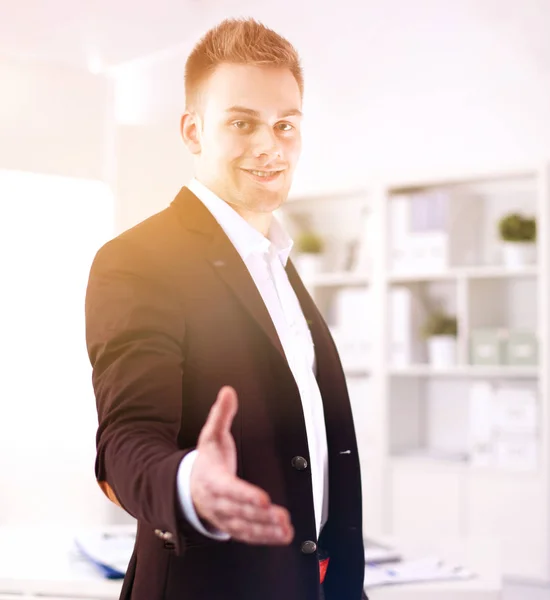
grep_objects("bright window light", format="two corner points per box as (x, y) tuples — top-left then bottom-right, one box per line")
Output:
(0, 170), (115, 451)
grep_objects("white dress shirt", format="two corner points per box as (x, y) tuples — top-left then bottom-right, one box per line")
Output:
(176, 178), (329, 541)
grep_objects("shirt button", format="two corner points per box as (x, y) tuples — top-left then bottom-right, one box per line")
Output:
(291, 456), (308, 471)
(301, 541), (317, 554)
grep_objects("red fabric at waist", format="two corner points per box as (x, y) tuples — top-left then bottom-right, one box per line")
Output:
(320, 557), (330, 584)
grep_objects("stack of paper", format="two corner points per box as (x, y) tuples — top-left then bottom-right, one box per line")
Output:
(74, 528), (136, 579)
(364, 538), (402, 565)
(364, 556), (475, 589)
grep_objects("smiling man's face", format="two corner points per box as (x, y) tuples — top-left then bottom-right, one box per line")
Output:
(183, 63), (303, 227)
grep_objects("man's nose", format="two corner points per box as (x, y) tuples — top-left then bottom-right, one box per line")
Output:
(251, 125), (281, 159)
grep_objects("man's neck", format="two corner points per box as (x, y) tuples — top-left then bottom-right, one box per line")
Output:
(229, 204), (272, 237)
(194, 176), (273, 237)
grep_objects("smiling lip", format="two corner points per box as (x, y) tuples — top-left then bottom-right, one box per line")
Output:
(241, 168), (284, 183)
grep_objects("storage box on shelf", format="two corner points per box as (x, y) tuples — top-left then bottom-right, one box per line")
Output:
(388, 188), (483, 275)
(470, 328), (538, 367)
(507, 330), (538, 365)
(470, 329), (509, 366)
(329, 286), (372, 373)
(468, 272), (538, 370)
(468, 380), (539, 471)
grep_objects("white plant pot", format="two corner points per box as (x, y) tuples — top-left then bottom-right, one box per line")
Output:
(502, 242), (536, 268)
(427, 335), (457, 368)
(295, 253), (323, 280)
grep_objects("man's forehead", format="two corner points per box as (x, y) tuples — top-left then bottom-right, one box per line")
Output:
(224, 105), (303, 118)
(202, 64), (302, 111)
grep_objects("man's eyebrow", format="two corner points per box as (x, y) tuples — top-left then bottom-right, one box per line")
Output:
(225, 106), (303, 118)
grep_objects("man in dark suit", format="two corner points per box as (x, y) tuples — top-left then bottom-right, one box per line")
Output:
(85, 17), (366, 600)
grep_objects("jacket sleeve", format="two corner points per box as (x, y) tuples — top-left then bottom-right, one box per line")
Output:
(85, 236), (217, 555)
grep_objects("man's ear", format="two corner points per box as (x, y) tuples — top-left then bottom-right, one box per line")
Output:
(181, 112), (201, 154)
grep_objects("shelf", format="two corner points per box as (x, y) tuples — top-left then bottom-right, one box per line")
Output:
(285, 188), (369, 205)
(385, 165), (537, 193)
(388, 265), (538, 283)
(388, 365), (539, 378)
(343, 366), (371, 377)
(391, 454), (468, 471)
(302, 271), (369, 287)
(390, 455), (540, 478)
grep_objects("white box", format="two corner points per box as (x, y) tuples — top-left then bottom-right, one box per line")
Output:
(493, 386), (538, 434)
(404, 231), (449, 273)
(468, 382), (496, 468)
(389, 190), (483, 274)
(331, 288), (371, 371)
(330, 326), (371, 371)
(495, 436), (538, 471)
(333, 288), (370, 332)
(389, 286), (426, 366)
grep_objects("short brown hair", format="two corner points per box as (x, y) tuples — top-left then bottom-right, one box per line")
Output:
(184, 18), (303, 111)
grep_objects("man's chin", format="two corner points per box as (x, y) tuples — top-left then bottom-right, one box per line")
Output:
(252, 190), (289, 213)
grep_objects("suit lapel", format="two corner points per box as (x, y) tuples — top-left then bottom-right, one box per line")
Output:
(287, 257), (362, 525)
(205, 231), (287, 361)
(286, 258), (349, 427)
(171, 187), (286, 363)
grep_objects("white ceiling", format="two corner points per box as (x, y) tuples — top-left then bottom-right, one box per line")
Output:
(0, 0), (256, 70)
(1, 0), (550, 75)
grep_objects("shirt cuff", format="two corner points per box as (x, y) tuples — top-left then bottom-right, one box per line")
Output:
(177, 449), (231, 541)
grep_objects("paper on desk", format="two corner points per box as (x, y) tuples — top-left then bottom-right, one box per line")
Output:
(364, 538), (402, 565)
(74, 528), (136, 579)
(364, 556), (476, 589)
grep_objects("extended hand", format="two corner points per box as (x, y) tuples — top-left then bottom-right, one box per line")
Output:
(190, 386), (294, 545)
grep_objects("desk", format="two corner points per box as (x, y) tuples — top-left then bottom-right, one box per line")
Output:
(0, 527), (501, 599)
(0, 525), (123, 599)
(367, 537), (502, 600)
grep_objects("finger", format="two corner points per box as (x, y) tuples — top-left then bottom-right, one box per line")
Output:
(212, 474), (272, 509)
(223, 517), (294, 546)
(211, 497), (291, 529)
(199, 386), (238, 444)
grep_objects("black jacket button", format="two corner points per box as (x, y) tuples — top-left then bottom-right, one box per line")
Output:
(301, 540), (317, 554)
(292, 456), (308, 470)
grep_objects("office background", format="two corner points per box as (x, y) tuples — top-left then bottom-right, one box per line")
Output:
(1, 1), (550, 599)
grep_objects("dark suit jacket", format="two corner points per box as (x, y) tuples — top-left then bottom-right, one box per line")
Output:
(85, 187), (365, 600)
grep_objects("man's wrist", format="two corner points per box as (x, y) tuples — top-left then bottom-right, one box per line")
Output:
(177, 450), (231, 541)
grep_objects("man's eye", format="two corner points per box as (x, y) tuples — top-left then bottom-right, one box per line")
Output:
(278, 122), (294, 132)
(233, 121), (250, 130)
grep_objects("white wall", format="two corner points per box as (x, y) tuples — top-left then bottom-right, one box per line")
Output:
(114, 123), (191, 232)
(0, 171), (116, 528)
(0, 57), (114, 180)
(0, 59), (117, 527)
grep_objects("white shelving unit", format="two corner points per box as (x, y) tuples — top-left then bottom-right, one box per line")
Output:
(302, 271), (370, 288)
(282, 163), (550, 585)
(389, 365), (539, 378)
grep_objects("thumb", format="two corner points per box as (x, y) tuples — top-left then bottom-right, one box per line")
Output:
(199, 386), (238, 444)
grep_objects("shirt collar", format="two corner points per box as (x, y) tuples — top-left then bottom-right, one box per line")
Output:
(187, 178), (294, 266)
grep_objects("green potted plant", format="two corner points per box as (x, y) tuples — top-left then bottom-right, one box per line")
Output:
(295, 231), (324, 280)
(421, 310), (458, 367)
(497, 212), (537, 268)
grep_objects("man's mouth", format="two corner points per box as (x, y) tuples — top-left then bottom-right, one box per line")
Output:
(244, 169), (282, 177)
(242, 169), (284, 182)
